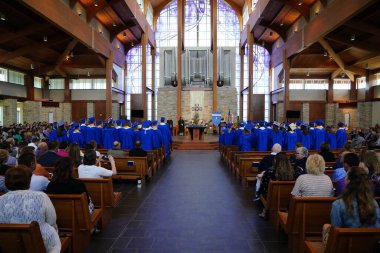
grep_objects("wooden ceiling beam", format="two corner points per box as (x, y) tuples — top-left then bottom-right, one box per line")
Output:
(69, 0), (77, 9)
(271, 0), (377, 67)
(0, 23), (52, 44)
(86, 1), (110, 23)
(345, 20), (380, 36)
(109, 20), (137, 42)
(53, 38), (78, 74)
(0, 37), (70, 64)
(326, 34), (380, 55)
(274, 0), (310, 21)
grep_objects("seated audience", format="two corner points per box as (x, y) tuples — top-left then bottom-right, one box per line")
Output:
(289, 142), (303, 163)
(258, 152), (294, 218)
(56, 141), (69, 157)
(333, 152), (360, 196)
(293, 146), (308, 179)
(360, 151), (380, 196)
(67, 142), (83, 169)
(46, 157), (93, 213)
(323, 166), (380, 247)
(319, 142), (335, 162)
(129, 141), (148, 157)
(78, 150), (116, 178)
(291, 154), (334, 197)
(0, 149), (12, 175)
(18, 153), (50, 191)
(36, 141), (48, 160)
(89, 140), (101, 158)
(351, 133), (365, 148)
(258, 143), (282, 172)
(0, 166), (61, 253)
(108, 141), (127, 157)
(38, 141), (61, 167)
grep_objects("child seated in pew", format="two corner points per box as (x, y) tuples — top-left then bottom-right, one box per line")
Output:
(323, 166), (380, 248)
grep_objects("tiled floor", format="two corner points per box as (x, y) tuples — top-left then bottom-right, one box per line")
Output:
(85, 150), (290, 253)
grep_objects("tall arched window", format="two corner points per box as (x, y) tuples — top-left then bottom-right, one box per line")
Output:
(185, 0), (211, 47)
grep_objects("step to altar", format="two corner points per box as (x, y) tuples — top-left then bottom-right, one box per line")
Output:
(173, 141), (219, 150)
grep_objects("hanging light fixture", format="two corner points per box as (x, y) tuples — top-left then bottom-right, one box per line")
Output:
(0, 13), (5, 21)
(350, 34), (356, 41)
(87, 71), (90, 77)
(70, 51), (74, 58)
(123, 32), (127, 37)
(298, 0), (303, 6)
(306, 72), (310, 77)
(323, 51), (328, 57)
(30, 63), (34, 70)
(131, 41), (134, 47)
(43, 35), (48, 42)
(94, 0), (99, 7)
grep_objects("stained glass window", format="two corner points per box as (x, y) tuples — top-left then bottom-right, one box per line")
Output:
(185, 0), (211, 47)
(126, 46), (142, 94)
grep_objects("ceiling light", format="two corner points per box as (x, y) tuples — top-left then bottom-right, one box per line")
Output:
(0, 13), (5, 21)
(306, 72), (310, 77)
(365, 63), (369, 70)
(269, 31), (273, 36)
(341, 72), (346, 78)
(65, 55), (70, 61)
(350, 34), (355, 41)
(323, 51), (328, 57)
(87, 71), (90, 77)
(280, 21), (284, 27)
(261, 41), (265, 47)
(94, 0), (99, 7)
(315, 11), (319, 16)
(131, 42), (134, 47)
(77, 11), (82, 16)
(112, 23), (117, 27)
(30, 64), (34, 70)
(43, 35), (48, 42)
(123, 32), (127, 37)
(298, 0), (303, 6)
(70, 51), (74, 58)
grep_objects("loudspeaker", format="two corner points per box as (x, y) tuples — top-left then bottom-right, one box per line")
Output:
(217, 80), (224, 87)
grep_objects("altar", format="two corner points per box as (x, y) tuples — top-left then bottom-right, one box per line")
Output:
(187, 125), (207, 140)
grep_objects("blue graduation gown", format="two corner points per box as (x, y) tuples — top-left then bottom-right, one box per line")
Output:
(233, 128), (244, 146)
(309, 128), (316, 150)
(219, 132), (225, 145)
(295, 128), (302, 142)
(56, 130), (68, 143)
(96, 127), (103, 146)
(270, 130), (284, 148)
(152, 129), (163, 149)
(49, 129), (58, 141)
(120, 127), (135, 150)
(336, 128), (347, 149)
(256, 127), (268, 151)
(80, 124), (87, 142)
(284, 131), (298, 151)
(300, 133), (311, 150)
(224, 129), (235, 145)
(314, 127), (326, 150)
(326, 132), (337, 149)
(103, 127), (116, 149)
(71, 130), (84, 147)
(138, 128), (154, 150)
(158, 124), (171, 157)
(85, 126), (97, 144)
(240, 133), (252, 151)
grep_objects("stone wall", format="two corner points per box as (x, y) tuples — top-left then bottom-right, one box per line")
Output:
(87, 103), (94, 117)
(23, 101), (41, 124)
(112, 102), (120, 119)
(302, 103), (309, 123)
(157, 87), (177, 123)
(217, 87), (238, 122)
(325, 103), (359, 128)
(40, 103), (72, 123)
(325, 103), (335, 126)
(276, 102), (284, 123)
(358, 102), (372, 128)
(3, 99), (17, 126)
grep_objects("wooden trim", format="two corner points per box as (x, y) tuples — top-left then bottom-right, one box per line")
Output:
(247, 26), (254, 120)
(212, 0), (217, 113)
(141, 32), (147, 120)
(283, 49), (290, 121)
(105, 51), (113, 118)
(177, 0), (184, 119)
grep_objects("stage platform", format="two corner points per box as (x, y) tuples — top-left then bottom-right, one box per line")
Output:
(172, 133), (219, 150)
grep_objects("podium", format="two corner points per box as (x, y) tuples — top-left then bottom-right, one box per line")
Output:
(187, 126), (207, 140)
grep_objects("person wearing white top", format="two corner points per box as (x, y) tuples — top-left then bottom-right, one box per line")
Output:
(78, 150), (117, 178)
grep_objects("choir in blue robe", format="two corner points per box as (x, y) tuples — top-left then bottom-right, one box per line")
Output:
(336, 127), (347, 149)
(80, 123), (87, 142)
(284, 131), (298, 151)
(255, 127), (268, 151)
(308, 125), (316, 149)
(103, 126), (116, 149)
(314, 127), (326, 150)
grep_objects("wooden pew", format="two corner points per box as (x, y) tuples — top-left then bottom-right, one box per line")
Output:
(238, 157), (261, 186)
(79, 178), (122, 228)
(105, 156), (151, 184)
(48, 193), (102, 253)
(278, 196), (336, 253)
(260, 181), (295, 230)
(305, 226), (380, 253)
(325, 170), (334, 178)
(0, 221), (71, 253)
(325, 162), (335, 169)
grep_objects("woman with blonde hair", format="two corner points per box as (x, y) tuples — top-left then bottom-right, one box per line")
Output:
(291, 154), (333, 197)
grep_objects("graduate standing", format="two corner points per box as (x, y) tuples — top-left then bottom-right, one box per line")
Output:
(158, 117), (172, 157)
(151, 120), (163, 149)
(314, 119), (326, 150)
(284, 123), (298, 151)
(71, 122), (84, 147)
(85, 117), (97, 145)
(269, 122), (283, 148)
(255, 121), (269, 151)
(138, 121), (154, 151)
(335, 122), (347, 149)
(120, 120), (135, 150)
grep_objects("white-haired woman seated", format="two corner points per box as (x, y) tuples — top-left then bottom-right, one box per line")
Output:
(291, 154), (334, 197)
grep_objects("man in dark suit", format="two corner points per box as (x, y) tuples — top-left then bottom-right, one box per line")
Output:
(258, 143), (282, 173)
(129, 141), (147, 157)
(38, 140), (61, 167)
(178, 117), (185, 136)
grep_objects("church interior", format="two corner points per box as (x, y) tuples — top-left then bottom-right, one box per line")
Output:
(1, 0), (380, 252)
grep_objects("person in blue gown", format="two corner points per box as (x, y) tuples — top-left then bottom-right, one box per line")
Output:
(79, 118), (87, 143)
(284, 123), (298, 151)
(255, 121), (268, 151)
(224, 123), (235, 145)
(269, 122), (283, 148)
(300, 124), (311, 150)
(138, 121), (154, 151)
(158, 117), (172, 157)
(240, 125), (253, 151)
(336, 122), (347, 149)
(71, 122), (84, 147)
(120, 120), (135, 150)
(85, 117), (97, 145)
(67, 123), (75, 144)
(49, 122), (58, 141)
(308, 121), (316, 150)
(314, 119), (326, 150)
(295, 120), (303, 142)
(95, 120), (103, 147)
(219, 127), (226, 146)
(103, 121), (116, 149)
(151, 120), (163, 150)
(325, 125), (337, 149)
(233, 122), (245, 146)
(114, 120), (122, 142)
(56, 121), (68, 143)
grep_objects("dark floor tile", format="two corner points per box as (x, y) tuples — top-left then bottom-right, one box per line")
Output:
(126, 238), (154, 249)
(84, 238), (115, 253)
(263, 241), (292, 253)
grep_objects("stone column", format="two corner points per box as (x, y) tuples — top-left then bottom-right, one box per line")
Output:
(302, 103), (309, 123)
(87, 103), (94, 118)
(325, 103), (335, 126)
(3, 99), (17, 126)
